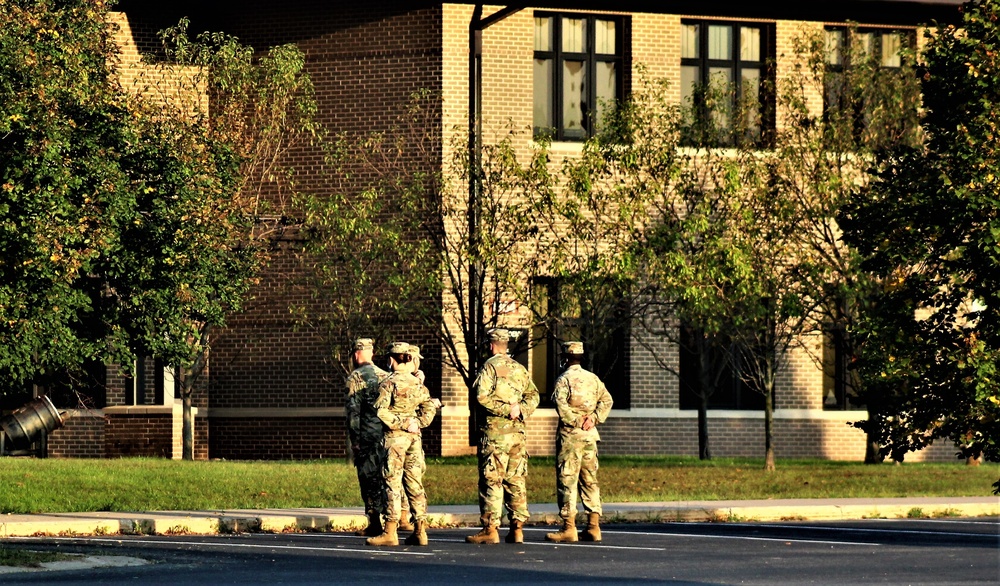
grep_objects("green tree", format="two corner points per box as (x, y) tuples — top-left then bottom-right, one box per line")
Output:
(0, 1), (315, 460)
(0, 0), (137, 389)
(723, 152), (819, 471)
(762, 26), (922, 463)
(543, 75), (738, 458)
(839, 0), (1000, 487)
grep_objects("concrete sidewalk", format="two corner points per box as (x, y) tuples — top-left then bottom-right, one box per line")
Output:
(1, 497), (996, 538)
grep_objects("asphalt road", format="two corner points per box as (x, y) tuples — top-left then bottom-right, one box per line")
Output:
(2, 517), (997, 585)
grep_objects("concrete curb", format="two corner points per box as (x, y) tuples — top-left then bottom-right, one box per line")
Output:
(1, 498), (996, 538)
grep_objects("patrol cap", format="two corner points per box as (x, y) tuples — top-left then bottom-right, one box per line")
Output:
(486, 328), (509, 343)
(408, 344), (423, 359)
(353, 338), (375, 351)
(388, 341), (410, 354)
(562, 341), (584, 355)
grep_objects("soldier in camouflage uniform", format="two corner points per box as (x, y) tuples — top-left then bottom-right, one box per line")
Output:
(545, 341), (613, 543)
(376, 343), (413, 531)
(366, 342), (438, 547)
(345, 338), (390, 537)
(466, 329), (540, 545)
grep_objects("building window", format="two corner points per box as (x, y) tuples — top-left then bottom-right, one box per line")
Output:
(534, 13), (627, 141)
(823, 27), (918, 148)
(680, 20), (773, 147)
(822, 325), (864, 410)
(530, 277), (630, 408)
(679, 326), (765, 410)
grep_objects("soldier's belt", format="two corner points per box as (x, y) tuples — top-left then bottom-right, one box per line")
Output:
(385, 429), (421, 436)
(480, 422), (525, 434)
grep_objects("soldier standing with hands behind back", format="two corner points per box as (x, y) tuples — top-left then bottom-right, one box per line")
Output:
(366, 342), (438, 547)
(466, 328), (540, 545)
(546, 341), (613, 543)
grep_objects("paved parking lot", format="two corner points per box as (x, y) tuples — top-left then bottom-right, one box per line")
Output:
(3, 517), (997, 584)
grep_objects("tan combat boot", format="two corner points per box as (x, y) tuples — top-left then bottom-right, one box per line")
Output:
(465, 525), (500, 544)
(505, 519), (524, 544)
(365, 520), (398, 546)
(403, 519), (428, 546)
(398, 515), (414, 532)
(545, 519), (578, 543)
(355, 513), (382, 537)
(580, 512), (601, 542)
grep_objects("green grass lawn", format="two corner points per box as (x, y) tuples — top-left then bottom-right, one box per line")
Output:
(1, 455), (996, 515)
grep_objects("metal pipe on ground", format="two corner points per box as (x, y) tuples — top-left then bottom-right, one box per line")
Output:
(0, 395), (66, 455)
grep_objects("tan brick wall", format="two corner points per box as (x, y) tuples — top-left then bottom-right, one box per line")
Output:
(128, 3), (446, 460)
(435, 6), (948, 464)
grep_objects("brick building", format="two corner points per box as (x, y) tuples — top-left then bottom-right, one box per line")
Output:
(33, 1), (966, 462)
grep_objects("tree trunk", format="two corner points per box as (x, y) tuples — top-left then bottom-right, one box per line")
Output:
(763, 391), (775, 471)
(763, 357), (775, 472)
(696, 334), (715, 461)
(863, 411), (883, 464)
(698, 395), (711, 460)
(182, 389), (194, 461)
(865, 435), (882, 464)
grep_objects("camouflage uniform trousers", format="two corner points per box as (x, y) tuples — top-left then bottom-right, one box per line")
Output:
(477, 429), (529, 527)
(382, 432), (427, 524)
(555, 429), (602, 520)
(354, 440), (386, 521)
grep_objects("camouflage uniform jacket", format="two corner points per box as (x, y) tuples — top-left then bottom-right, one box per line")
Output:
(474, 353), (540, 433)
(345, 363), (389, 447)
(375, 371), (437, 436)
(551, 365), (613, 441)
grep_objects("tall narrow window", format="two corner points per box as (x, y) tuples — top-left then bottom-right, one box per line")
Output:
(680, 20), (773, 147)
(534, 13), (627, 141)
(823, 26), (918, 148)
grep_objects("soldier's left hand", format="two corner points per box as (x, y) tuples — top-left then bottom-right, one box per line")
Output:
(405, 418), (420, 433)
(509, 402), (521, 420)
(581, 414), (596, 431)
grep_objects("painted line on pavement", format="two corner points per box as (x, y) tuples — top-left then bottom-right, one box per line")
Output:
(721, 522), (999, 539)
(883, 519), (999, 527)
(576, 530), (880, 547)
(6, 537), (435, 557)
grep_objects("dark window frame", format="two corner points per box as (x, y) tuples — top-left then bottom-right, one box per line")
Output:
(530, 276), (631, 409)
(822, 26), (917, 132)
(680, 19), (775, 148)
(533, 12), (629, 141)
(678, 325), (766, 411)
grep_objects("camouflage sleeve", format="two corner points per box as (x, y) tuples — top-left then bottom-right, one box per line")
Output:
(551, 375), (580, 427)
(374, 380), (400, 430)
(474, 362), (510, 418)
(595, 377), (613, 424)
(416, 384), (438, 428)
(519, 376), (540, 420)
(345, 373), (362, 443)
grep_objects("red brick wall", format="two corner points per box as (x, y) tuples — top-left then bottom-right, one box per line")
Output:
(102, 414), (209, 460)
(115, 3), (446, 460)
(209, 417), (346, 460)
(105, 414), (175, 458)
(47, 412), (106, 458)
